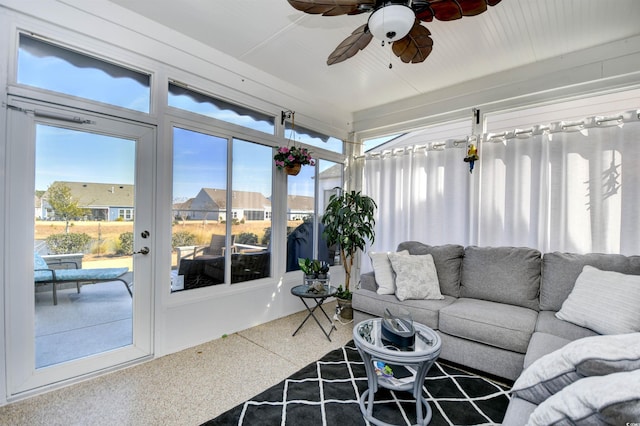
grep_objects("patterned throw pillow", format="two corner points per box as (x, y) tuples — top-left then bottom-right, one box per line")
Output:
(388, 253), (444, 301)
(556, 265), (640, 335)
(369, 250), (409, 295)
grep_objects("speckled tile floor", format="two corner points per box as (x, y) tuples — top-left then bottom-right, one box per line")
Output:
(0, 301), (354, 426)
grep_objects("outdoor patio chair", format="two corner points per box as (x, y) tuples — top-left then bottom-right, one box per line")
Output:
(175, 234), (237, 266)
(34, 252), (132, 305)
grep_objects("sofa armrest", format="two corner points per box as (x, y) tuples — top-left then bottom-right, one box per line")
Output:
(359, 271), (377, 292)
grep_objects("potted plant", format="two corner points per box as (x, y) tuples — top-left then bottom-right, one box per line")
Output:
(274, 146), (315, 176)
(298, 257), (321, 279)
(322, 189), (377, 319)
(299, 258), (329, 293)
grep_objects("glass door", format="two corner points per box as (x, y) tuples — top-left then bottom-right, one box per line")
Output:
(5, 98), (154, 395)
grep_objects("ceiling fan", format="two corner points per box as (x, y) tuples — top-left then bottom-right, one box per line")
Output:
(287, 0), (502, 65)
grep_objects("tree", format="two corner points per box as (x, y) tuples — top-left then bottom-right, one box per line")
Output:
(46, 182), (86, 233)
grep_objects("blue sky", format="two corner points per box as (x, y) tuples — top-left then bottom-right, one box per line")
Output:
(24, 37), (330, 199)
(35, 125), (135, 191)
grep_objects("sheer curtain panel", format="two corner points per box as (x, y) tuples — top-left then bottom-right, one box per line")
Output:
(363, 109), (640, 262)
(363, 142), (469, 271)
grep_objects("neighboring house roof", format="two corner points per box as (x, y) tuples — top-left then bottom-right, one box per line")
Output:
(45, 181), (134, 208)
(34, 195), (42, 208)
(318, 163), (342, 180)
(287, 195), (314, 211)
(200, 188), (271, 210)
(173, 198), (194, 210)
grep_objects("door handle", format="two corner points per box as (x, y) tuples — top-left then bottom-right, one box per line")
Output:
(134, 246), (150, 255)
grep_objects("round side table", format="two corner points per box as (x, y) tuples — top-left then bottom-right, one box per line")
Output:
(353, 318), (442, 426)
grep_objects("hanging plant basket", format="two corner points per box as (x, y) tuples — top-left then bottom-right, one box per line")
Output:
(274, 145), (315, 174)
(285, 163), (302, 176)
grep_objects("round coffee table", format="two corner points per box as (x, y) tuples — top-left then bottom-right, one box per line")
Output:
(353, 318), (442, 426)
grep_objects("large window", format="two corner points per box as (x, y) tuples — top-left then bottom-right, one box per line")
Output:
(171, 127), (228, 291)
(230, 139), (272, 284)
(168, 83), (275, 135)
(18, 34), (150, 113)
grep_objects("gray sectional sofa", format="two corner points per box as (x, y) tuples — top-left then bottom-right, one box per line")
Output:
(352, 242), (640, 424)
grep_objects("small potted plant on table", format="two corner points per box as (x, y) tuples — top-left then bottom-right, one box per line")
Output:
(299, 258), (330, 293)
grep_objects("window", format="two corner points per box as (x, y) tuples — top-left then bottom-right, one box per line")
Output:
(118, 209), (133, 221)
(18, 34), (150, 113)
(230, 139), (272, 284)
(284, 121), (343, 154)
(286, 159), (343, 272)
(171, 127), (228, 291)
(168, 83), (275, 135)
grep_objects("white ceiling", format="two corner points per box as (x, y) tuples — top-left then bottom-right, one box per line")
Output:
(107, 0), (640, 118)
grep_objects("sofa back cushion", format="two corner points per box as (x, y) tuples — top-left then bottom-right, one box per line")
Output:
(541, 252), (640, 311)
(460, 246), (541, 310)
(396, 242), (464, 297)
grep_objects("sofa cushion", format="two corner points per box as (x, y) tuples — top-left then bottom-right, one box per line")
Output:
(512, 333), (640, 405)
(555, 265), (640, 335)
(351, 289), (455, 330)
(460, 246), (541, 310)
(396, 242), (464, 297)
(388, 253), (444, 301)
(534, 311), (598, 342)
(523, 332), (571, 370)
(527, 370), (640, 425)
(359, 271), (377, 292)
(438, 298), (537, 353)
(369, 250), (409, 295)
(501, 396), (537, 426)
(540, 251), (640, 311)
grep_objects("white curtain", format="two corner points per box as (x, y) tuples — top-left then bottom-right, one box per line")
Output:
(362, 142), (469, 272)
(363, 110), (640, 265)
(478, 112), (640, 255)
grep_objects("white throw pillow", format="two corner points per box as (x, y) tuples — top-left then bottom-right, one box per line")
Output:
(369, 250), (409, 295)
(511, 333), (640, 405)
(555, 265), (640, 335)
(527, 370), (640, 425)
(388, 253), (444, 301)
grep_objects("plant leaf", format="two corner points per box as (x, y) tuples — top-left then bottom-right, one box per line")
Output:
(392, 22), (433, 64)
(327, 24), (373, 65)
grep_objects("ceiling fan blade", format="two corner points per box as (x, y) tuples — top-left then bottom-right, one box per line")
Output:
(287, 0), (374, 16)
(414, 0), (501, 22)
(391, 22), (433, 64)
(327, 23), (373, 65)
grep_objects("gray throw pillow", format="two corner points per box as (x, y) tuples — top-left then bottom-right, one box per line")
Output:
(511, 333), (640, 405)
(527, 370), (640, 425)
(556, 265), (640, 335)
(388, 253), (444, 302)
(369, 250), (409, 295)
(396, 242), (464, 297)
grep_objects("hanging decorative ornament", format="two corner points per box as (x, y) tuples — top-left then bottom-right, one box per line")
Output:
(463, 144), (479, 173)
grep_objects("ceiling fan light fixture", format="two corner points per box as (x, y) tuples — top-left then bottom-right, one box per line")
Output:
(367, 4), (414, 42)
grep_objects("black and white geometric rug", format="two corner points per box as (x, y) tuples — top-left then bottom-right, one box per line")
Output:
(203, 341), (511, 426)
